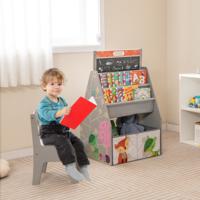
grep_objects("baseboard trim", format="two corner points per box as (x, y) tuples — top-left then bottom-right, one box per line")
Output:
(162, 122), (167, 131)
(0, 147), (33, 160)
(166, 123), (179, 133)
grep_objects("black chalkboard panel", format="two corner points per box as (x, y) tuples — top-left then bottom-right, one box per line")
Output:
(96, 56), (140, 73)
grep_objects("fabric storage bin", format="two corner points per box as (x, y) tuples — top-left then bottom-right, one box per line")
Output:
(112, 128), (160, 165)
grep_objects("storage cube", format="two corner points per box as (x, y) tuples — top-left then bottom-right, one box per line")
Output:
(137, 130), (160, 159)
(113, 134), (137, 165)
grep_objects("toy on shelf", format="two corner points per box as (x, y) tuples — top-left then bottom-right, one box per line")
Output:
(116, 114), (145, 135)
(188, 96), (200, 108)
(111, 120), (119, 137)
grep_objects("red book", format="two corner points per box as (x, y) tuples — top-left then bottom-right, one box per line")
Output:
(60, 96), (96, 129)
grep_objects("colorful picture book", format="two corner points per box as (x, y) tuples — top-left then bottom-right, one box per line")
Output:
(134, 87), (151, 100)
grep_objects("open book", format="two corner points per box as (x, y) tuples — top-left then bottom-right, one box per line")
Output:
(60, 96), (97, 129)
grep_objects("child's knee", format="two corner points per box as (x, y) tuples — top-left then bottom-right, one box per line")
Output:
(55, 135), (68, 146)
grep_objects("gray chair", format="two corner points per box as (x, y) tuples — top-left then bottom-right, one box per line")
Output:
(30, 112), (60, 185)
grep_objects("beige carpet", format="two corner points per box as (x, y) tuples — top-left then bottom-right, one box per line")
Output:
(1, 132), (200, 200)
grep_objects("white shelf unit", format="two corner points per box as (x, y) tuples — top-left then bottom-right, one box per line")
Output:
(179, 73), (200, 146)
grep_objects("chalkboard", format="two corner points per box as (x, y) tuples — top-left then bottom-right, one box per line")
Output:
(96, 56), (140, 73)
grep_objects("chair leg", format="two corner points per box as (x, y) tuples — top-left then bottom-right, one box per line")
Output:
(32, 156), (44, 185)
(42, 162), (47, 173)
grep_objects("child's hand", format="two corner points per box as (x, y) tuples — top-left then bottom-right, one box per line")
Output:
(64, 107), (71, 115)
(61, 107), (71, 116)
(55, 107), (71, 118)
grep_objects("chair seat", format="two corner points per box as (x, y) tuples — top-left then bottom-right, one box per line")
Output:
(34, 145), (60, 162)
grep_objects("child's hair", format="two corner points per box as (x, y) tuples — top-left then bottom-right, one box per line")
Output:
(41, 68), (65, 90)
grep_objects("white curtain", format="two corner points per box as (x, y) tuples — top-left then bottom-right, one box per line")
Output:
(0, 0), (53, 87)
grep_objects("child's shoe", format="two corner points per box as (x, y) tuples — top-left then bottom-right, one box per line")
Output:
(65, 163), (85, 182)
(79, 165), (90, 181)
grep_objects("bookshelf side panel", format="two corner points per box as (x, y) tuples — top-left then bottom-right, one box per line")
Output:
(80, 71), (113, 165)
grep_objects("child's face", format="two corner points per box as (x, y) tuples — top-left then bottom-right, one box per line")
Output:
(43, 77), (64, 97)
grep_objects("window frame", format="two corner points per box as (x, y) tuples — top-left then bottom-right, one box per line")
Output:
(52, 0), (105, 53)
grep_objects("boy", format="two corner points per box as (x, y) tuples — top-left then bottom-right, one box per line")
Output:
(37, 68), (90, 182)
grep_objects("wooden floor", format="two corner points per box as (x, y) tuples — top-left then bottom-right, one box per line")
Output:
(1, 132), (200, 200)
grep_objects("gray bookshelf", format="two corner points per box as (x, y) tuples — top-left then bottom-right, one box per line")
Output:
(80, 50), (161, 165)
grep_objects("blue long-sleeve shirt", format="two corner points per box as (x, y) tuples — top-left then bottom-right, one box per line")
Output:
(37, 96), (67, 125)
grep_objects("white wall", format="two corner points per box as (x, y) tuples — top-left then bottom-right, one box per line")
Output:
(0, 0), (166, 153)
(166, 0), (200, 124)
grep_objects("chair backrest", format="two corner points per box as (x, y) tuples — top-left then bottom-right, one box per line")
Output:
(30, 112), (60, 163)
(30, 112), (42, 151)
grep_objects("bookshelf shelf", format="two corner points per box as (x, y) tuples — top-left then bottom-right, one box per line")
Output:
(181, 106), (200, 114)
(179, 74), (200, 146)
(106, 98), (155, 118)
